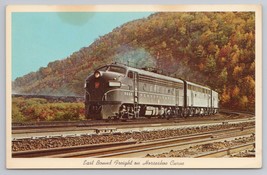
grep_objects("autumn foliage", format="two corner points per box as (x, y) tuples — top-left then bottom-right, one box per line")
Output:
(13, 12), (255, 111)
(12, 97), (85, 122)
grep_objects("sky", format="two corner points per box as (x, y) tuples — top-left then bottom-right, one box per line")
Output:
(11, 12), (154, 80)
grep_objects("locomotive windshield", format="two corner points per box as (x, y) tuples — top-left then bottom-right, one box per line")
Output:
(108, 66), (126, 74)
(96, 66), (108, 71)
(95, 65), (126, 74)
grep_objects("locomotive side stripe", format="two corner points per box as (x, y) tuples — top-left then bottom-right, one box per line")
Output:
(103, 89), (177, 99)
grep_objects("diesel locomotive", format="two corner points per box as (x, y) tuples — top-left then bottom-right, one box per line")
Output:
(84, 63), (219, 120)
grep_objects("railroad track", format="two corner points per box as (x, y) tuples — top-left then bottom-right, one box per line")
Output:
(12, 141), (137, 158)
(12, 118), (254, 140)
(13, 133), (213, 158)
(11, 117), (209, 130)
(194, 142), (255, 158)
(88, 127), (255, 158)
(12, 125), (255, 158)
(12, 109), (254, 131)
(219, 109), (255, 117)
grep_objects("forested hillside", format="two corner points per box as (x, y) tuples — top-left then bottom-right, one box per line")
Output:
(13, 12), (255, 111)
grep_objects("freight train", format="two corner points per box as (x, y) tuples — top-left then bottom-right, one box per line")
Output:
(84, 63), (219, 120)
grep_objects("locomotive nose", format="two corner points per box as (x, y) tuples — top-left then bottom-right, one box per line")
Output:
(85, 71), (122, 101)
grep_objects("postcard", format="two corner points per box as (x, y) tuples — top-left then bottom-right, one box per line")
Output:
(6, 4), (262, 169)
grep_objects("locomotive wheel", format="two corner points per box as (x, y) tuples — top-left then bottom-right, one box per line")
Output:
(193, 108), (196, 117)
(181, 110), (185, 118)
(189, 109), (193, 117)
(106, 116), (111, 122)
(185, 109), (189, 117)
(166, 114), (172, 120)
(114, 113), (119, 119)
(204, 109), (208, 116)
(158, 115), (165, 119)
(114, 116), (119, 120)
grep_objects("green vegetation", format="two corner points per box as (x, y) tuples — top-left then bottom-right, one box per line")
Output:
(13, 12), (255, 111)
(12, 97), (85, 123)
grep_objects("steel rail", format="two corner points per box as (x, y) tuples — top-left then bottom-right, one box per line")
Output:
(194, 142), (255, 158)
(12, 133), (213, 158)
(12, 120), (255, 141)
(12, 141), (137, 158)
(46, 134), (213, 158)
(94, 130), (255, 158)
(12, 117), (254, 136)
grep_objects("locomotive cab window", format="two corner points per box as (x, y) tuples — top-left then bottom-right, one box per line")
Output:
(108, 66), (126, 74)
(97, 66), (108, 71)
(128, 71), (133, 78)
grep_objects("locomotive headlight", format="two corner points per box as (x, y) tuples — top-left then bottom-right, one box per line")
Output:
(109, 81), (121, 87)
(94, 71), (101, 78)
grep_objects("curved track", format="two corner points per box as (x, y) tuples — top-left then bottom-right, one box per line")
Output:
(12, 122), (255, 158)
(12, 111), (254, 139)
(12, 109), (252, 130)
(11, 110), (255, 158)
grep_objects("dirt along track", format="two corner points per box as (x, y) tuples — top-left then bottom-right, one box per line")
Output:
(53, 126), (255, 158)
(12, 116), (255, 158)
(144, 128), (255, 158)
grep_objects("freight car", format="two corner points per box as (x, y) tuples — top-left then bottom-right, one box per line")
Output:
(84, 63), (219, 120)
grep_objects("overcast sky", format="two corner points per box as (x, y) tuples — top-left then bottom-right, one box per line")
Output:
(12, 12), (153, 80)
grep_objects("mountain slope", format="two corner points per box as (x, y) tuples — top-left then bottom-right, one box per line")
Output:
(13, 12), (255, 111)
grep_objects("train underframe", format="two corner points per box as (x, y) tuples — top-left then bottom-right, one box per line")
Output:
(86, 102), (218, 120)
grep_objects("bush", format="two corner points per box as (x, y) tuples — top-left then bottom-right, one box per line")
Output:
(12, 97), (85, 123)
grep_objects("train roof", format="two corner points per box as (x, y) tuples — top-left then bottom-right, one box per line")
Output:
(107, 63), (213, 91)
(185, 81), (211, 90)
(111, 63), (184, 84)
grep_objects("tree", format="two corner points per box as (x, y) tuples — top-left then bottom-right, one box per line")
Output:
(219, 68), (228, 85)
(232, 66), (243, 80)
(12, 12), (255, 111)
(205, 55), (216, 74)
(240, 95), (248, 109)
(221, 86), (230, 104)
(232, 86), (240, 98)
